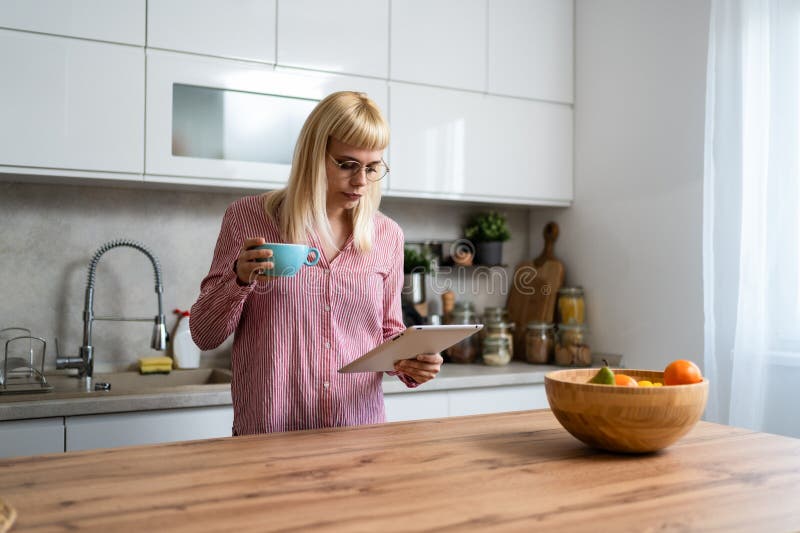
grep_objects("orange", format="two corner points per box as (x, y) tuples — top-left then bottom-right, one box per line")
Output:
(614, 374), (638, 387)
(663, 359), (703, 385)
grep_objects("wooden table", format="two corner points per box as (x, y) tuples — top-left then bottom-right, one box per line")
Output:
(1, 410), (799, 532)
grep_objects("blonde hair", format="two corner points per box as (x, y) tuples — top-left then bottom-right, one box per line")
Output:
(262, 91), (389, 253)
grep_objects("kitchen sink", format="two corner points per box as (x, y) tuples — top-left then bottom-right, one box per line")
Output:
(34, 368), (233, 396)
(92, 368), (232, 391)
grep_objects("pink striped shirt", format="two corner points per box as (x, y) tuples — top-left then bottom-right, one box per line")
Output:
(190, 195), (416, 435)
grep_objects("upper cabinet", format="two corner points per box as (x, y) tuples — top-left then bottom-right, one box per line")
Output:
(145, 50), (388, 189)
(147, 0), (276, 62)
(388, 82), (572, 205)
(390, 0), (486, 92)
(0, 30), (144, 176)
(0, 0), (145, 45)
(0, 0), (574, 205)
(277, 0), (389, 78)
(488, 0), (574, 103)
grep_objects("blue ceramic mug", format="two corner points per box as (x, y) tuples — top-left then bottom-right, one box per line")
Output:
(248, 243), (321, 277)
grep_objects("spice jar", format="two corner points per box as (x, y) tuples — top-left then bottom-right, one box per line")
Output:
(557, 287), (586, 325)
(484, 320), (515, 359)
(525, 322), (555, 364)
(482, 336), (511, 366)
(445, 308), (480, 363)
(554, 324), (591, 367)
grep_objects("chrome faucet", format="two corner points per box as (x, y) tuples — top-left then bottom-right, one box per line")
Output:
(57, 239), (168, 389)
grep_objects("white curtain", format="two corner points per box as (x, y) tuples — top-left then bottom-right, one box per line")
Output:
(704, 0), (800, 437)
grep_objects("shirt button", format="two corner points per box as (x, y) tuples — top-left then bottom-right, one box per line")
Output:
(323, 381), (330, 389)
(324, 304), (331, 312)
(324, 341), (331, 348)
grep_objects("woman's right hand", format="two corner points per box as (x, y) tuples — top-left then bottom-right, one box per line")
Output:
(236, 237), (274, 284)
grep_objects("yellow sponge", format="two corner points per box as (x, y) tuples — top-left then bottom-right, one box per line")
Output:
(139, 356), (173, 374)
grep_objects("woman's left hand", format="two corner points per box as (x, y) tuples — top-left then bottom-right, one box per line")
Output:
(394, 353), (443, 385)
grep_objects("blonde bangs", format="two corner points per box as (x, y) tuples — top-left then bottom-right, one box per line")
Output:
(330, 106), (390, 152)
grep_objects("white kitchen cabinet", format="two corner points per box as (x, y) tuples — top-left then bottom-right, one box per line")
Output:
(384, 390), (448, 422)
(388, 82), (572, 205)
(147, 0), (276, 63)
(277, 0), (389, 78)
(0, 418), (65, 458)
(488, 0), (574, 103)
(390, 0), (486, 91)
(448, 384), (547, 417)
(145, 50), (388, 188)
(0, 0), (145, 45)
(384, 384), (547, 423)
(65, 406), (234, 452)
(0, 30), (144, 177)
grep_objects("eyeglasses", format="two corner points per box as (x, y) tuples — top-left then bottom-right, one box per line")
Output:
(326, 153), (389, 182)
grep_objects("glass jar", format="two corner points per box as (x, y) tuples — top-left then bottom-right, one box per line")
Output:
(554, 324), (591, 367)
(484, 320), (515, 359)
(445, 309), (481, 363)
(557, 287), (586, 325)
(482, 306), (509, 323)
(482, 336), (511, 366)
(453, 301), (475, 314)
(525, 322), (555, 364)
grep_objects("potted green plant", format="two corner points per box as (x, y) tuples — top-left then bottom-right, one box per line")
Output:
(464, 211), (511, 266)
(403, 246), (431, 304)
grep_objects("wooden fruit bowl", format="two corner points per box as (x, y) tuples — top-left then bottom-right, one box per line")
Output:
(545, 368), (709, 453)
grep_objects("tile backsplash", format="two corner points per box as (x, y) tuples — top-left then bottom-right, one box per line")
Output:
(1, 182), (531, 372)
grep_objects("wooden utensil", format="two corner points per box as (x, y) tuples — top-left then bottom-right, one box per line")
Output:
(0, 497), (17, 533)
(506, 222), (565, 359)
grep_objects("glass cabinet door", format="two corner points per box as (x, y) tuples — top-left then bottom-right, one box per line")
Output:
(172, 84), (317, 165)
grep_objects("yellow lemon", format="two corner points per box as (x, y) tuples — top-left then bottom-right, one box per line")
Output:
(637, 380), (654, 387)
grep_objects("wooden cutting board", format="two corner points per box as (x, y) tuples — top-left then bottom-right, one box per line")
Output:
(506, 222), (565, 359)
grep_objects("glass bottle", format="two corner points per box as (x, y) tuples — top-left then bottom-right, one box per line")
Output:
(525, 322), (555, 364)
(445, 308), (480, 363)
(482, 336), (511, 366)
(557, 287), (586, 325)
(554, 324), (591, 367)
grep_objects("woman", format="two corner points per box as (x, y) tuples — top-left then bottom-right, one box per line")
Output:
(190, 91), (443, 435)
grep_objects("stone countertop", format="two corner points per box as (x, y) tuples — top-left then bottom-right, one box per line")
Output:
(382, 361), (551, 394)
(0, 362), (562, 421)
(0, 368), (234, 421)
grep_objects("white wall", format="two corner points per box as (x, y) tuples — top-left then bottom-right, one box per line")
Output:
(531, 0), (711, 371)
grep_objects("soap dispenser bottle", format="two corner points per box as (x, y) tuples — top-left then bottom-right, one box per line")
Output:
(171, 308), (201, 369)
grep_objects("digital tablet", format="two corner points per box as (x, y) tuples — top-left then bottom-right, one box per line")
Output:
(338, 324), (484, 373)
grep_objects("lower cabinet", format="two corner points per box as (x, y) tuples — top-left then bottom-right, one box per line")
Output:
(0, 417), (65, 459)
(384, 384), (547, 422)
(65, 406), (234, 452)
(2, 386), (542, 457)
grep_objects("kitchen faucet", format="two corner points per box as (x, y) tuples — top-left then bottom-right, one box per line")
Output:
(57, 239), (168, 390)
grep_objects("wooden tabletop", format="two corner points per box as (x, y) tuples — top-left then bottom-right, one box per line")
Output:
(1, 410), (799, 532)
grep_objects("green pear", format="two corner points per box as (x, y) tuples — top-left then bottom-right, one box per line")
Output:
(588, 361), (615, 385)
